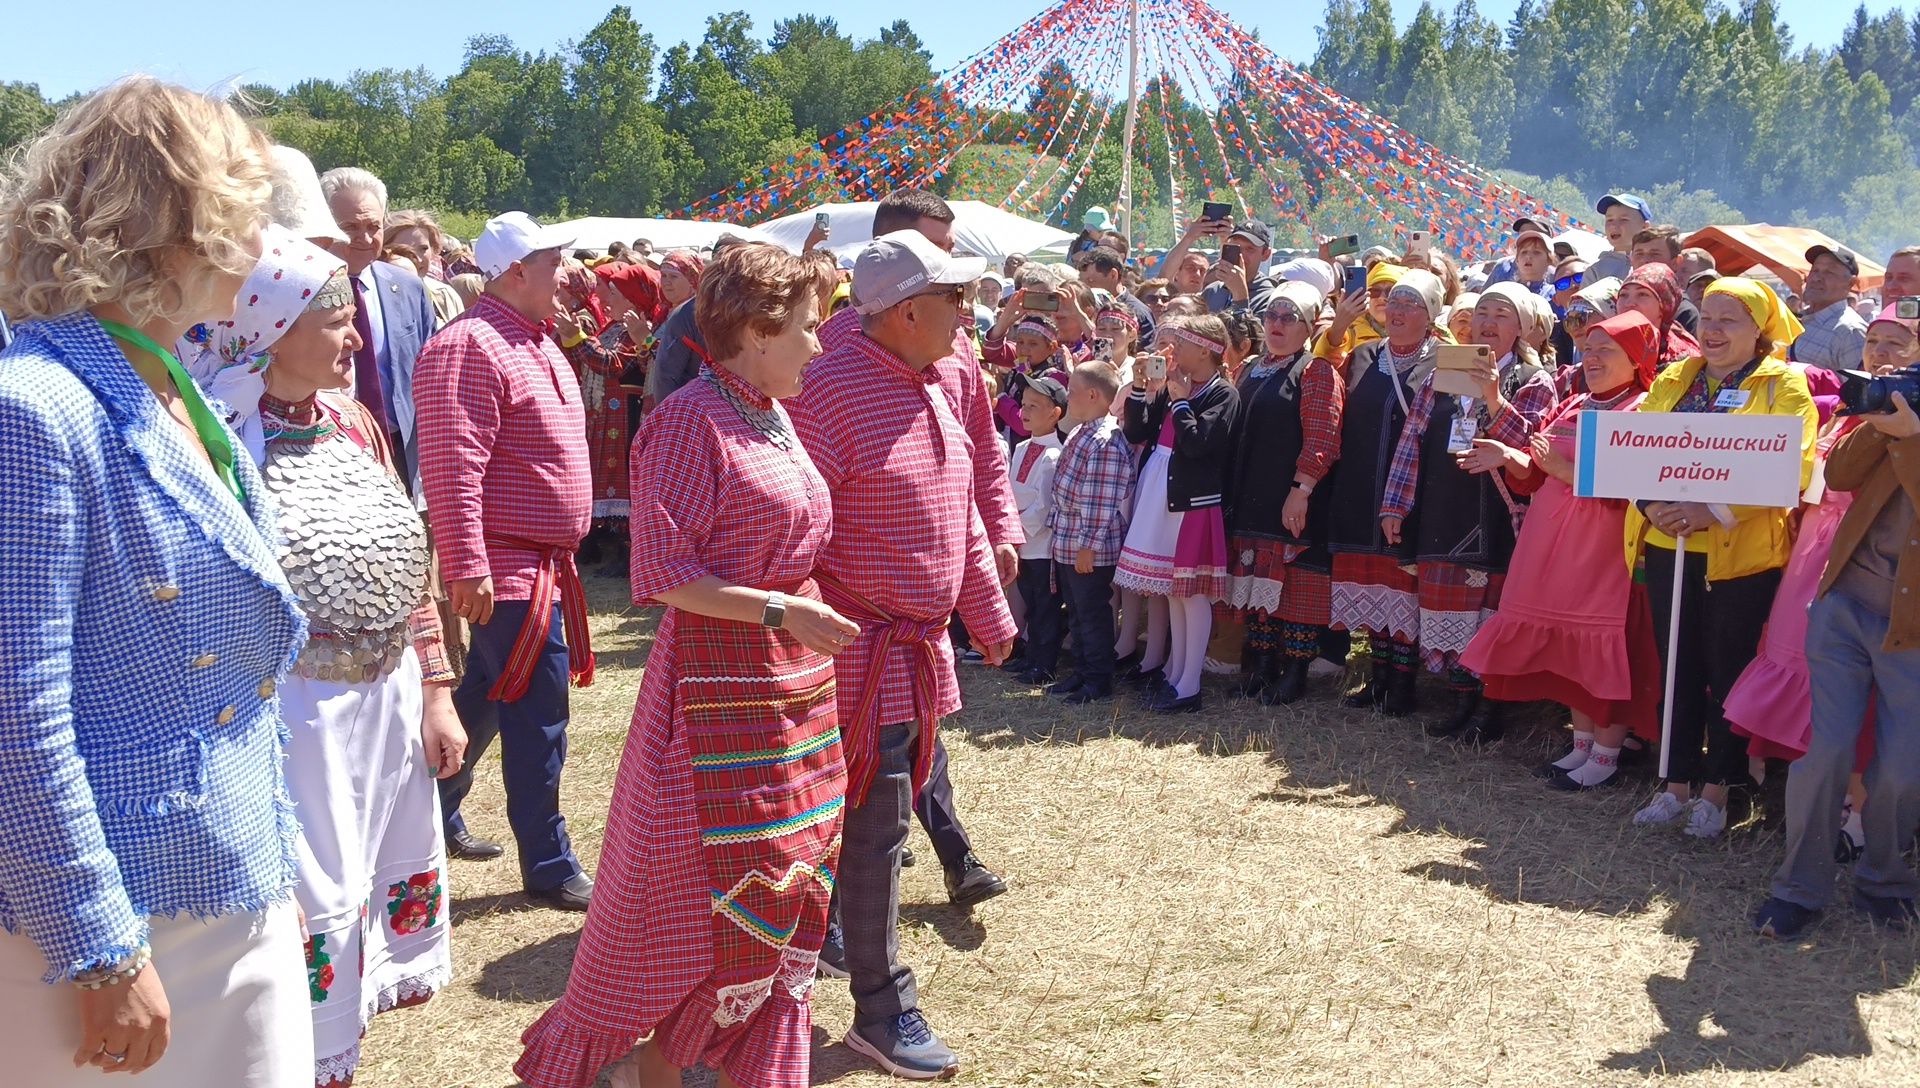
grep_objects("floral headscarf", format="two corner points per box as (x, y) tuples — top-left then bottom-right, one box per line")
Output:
(1621, 263), (1701, 365)
(661, 251), (705, 289)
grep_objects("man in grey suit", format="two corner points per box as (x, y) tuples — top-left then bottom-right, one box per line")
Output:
(318, 167), (439, 489)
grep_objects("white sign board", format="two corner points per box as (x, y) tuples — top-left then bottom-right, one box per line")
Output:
(1574, 410), (1803, 508)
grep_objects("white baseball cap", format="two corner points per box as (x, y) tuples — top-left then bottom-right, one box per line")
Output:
(473, 211), (575, 281)
(852, 230), (988, 315)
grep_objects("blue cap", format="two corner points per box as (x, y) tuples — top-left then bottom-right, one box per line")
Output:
(1595, 193), (1653, 221)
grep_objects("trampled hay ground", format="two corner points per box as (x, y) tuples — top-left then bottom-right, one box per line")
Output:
(355, 577), (1920, 1087)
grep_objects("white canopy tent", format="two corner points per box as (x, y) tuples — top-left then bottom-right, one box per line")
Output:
(549, 216), (767, 253)
(754, 200), (1076, 264)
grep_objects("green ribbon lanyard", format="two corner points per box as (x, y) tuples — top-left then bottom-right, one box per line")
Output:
(97, 319), (247, 504)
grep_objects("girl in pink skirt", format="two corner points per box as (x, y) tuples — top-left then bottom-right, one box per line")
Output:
(1115, 313), (1241, 713)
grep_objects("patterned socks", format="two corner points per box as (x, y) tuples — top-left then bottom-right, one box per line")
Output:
(1564, 744), (1620, 788)
(1246, 616), (1281, 654)
(1553, 731), (1597, 772)
(1279, 621), (1318, 660)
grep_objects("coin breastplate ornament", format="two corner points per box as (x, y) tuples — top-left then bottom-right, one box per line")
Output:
(263, 435), (431, 684)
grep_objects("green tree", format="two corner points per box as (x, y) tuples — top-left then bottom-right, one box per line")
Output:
(564, 6), (676, 216)
(0, 81), (55, 152)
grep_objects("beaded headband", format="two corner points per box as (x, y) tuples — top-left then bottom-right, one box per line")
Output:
(1162, 325), (1227, 355)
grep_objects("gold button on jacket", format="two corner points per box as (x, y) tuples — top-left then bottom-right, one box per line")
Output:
(216, 706), (237, 726)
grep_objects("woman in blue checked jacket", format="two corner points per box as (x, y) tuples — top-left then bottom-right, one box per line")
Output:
(0, 79), (312, 1085)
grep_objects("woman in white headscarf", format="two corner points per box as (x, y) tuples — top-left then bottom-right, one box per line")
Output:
(1225, 281), (1343, 705)
(191, 226), (466, 1088)
(1373, 277), (1558, 741)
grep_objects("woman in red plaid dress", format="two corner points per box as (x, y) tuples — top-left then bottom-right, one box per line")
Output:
(517, 246), (856, 1088)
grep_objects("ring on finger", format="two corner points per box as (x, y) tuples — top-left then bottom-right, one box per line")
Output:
(103, 1051), (127, 1064)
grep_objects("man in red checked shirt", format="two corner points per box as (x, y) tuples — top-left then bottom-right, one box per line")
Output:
(818, 189), (1021, 912)
(790, 230), (1019, 1081)
(414, 212), (596, 913)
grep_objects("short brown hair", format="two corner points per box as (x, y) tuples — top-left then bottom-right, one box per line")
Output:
(1136, 277), (1171, 299)
(873, 188), (955, 237)
(695, 243), (836, 361)
(1633, 224), (1684, 259)
(0, 77), (271, 322)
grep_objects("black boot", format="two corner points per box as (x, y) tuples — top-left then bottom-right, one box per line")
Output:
(1262, 656), (1311, 706)
(1426, 686), (1478, 737)
(1381, 667), (1418, 718)
(1461, 699), (1506, 745)
(1239, 649), (1275, 698)
(1343, 660), (1382, 709)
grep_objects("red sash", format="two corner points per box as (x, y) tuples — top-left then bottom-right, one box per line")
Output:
(484, 533), (595, 702)
(817, 576), (945, 806)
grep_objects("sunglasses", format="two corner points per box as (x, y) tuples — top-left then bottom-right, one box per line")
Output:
(1553, 272), (1585, 293)
(1563, 306), (1597, 329)
(907, 284), (967, 306)
(1264, 311), (1306, 326)
(1366, 285), (1393, 299)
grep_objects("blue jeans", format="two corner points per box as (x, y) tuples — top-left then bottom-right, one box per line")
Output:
(1771, 589), (1920, 908)
(439, 599), (582, 891)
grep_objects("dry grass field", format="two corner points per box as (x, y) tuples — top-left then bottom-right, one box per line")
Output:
(353, 575), (1920, 1087)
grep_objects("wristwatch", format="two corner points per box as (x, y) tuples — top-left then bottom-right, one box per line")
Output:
(762, 591), (787, 629)
(1291, 480), (1314, 495)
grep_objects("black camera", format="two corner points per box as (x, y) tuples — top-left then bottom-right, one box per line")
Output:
(1837, 363), (1920, 416)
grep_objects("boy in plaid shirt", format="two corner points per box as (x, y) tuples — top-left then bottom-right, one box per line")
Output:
(1046, 362), (1137, 703)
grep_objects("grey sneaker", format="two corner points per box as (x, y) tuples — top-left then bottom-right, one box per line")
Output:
(844, 1009), (959, 1080)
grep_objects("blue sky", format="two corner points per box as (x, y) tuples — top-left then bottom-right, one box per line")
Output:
(11, 0), (1911, 100)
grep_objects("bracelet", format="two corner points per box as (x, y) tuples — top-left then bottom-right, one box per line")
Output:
(762, 591), (787, 629)
(74, 944), (151, 990)
(1291, 480), (1314, 495)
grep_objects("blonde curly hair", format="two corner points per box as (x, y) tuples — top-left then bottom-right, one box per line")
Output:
(0, 76), (272, 324)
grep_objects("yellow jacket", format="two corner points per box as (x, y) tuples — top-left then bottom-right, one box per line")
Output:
(1622, 355), (1818, 581)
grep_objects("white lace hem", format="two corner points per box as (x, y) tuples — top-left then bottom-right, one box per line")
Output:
(1330, 583), (1417, 640)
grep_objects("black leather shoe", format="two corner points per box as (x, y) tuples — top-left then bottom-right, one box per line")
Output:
(1062, 684), (1112, 705)
(1461, 701), (1506, 746)
(1239, 650), (1274, 698)
(446, 828), (505, 861)
(1381, 668), (1418, 718)
(1262, 657), (1310, 706)
(1019, 666), (1056, 686)
(1426, 687), (1478, 737)
(1343, 668), (1383, 710)
(946, 853), (1008, 908)
(526, 872), (594, 912)
(901, 844), (918, 868)
(1047, 674), (1085, 696)
(1122, 664), (1164, 688)
(1155, 691), (1204, 714)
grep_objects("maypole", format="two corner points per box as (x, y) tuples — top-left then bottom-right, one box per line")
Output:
(1115, 0), (1142, 239)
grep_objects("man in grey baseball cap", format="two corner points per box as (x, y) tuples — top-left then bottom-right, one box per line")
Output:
(852, 229), (989, 318)
(784, 226), (1010, 1080)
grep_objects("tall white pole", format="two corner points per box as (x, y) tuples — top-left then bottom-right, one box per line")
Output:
(1657, 533), (1687, 782)
(1117, 0), (1142, 239)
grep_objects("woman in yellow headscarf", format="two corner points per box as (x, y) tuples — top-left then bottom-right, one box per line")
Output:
(1623, 276), (1817, 840)
(1313, 260), (1405, 370)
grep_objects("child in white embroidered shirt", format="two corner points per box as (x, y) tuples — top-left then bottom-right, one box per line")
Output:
(1005, 375), (1068, 683)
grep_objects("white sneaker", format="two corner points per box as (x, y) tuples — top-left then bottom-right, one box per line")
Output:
(1633, 791), (1689, 825)
(1684, 798), (1727, 839)
(1308, 658), (1345, 679)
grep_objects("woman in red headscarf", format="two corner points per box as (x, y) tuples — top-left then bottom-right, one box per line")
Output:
(1457, 311), (1666, 791)
(555, 262), (669, 572)
(1616, 263), (1701, 368)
